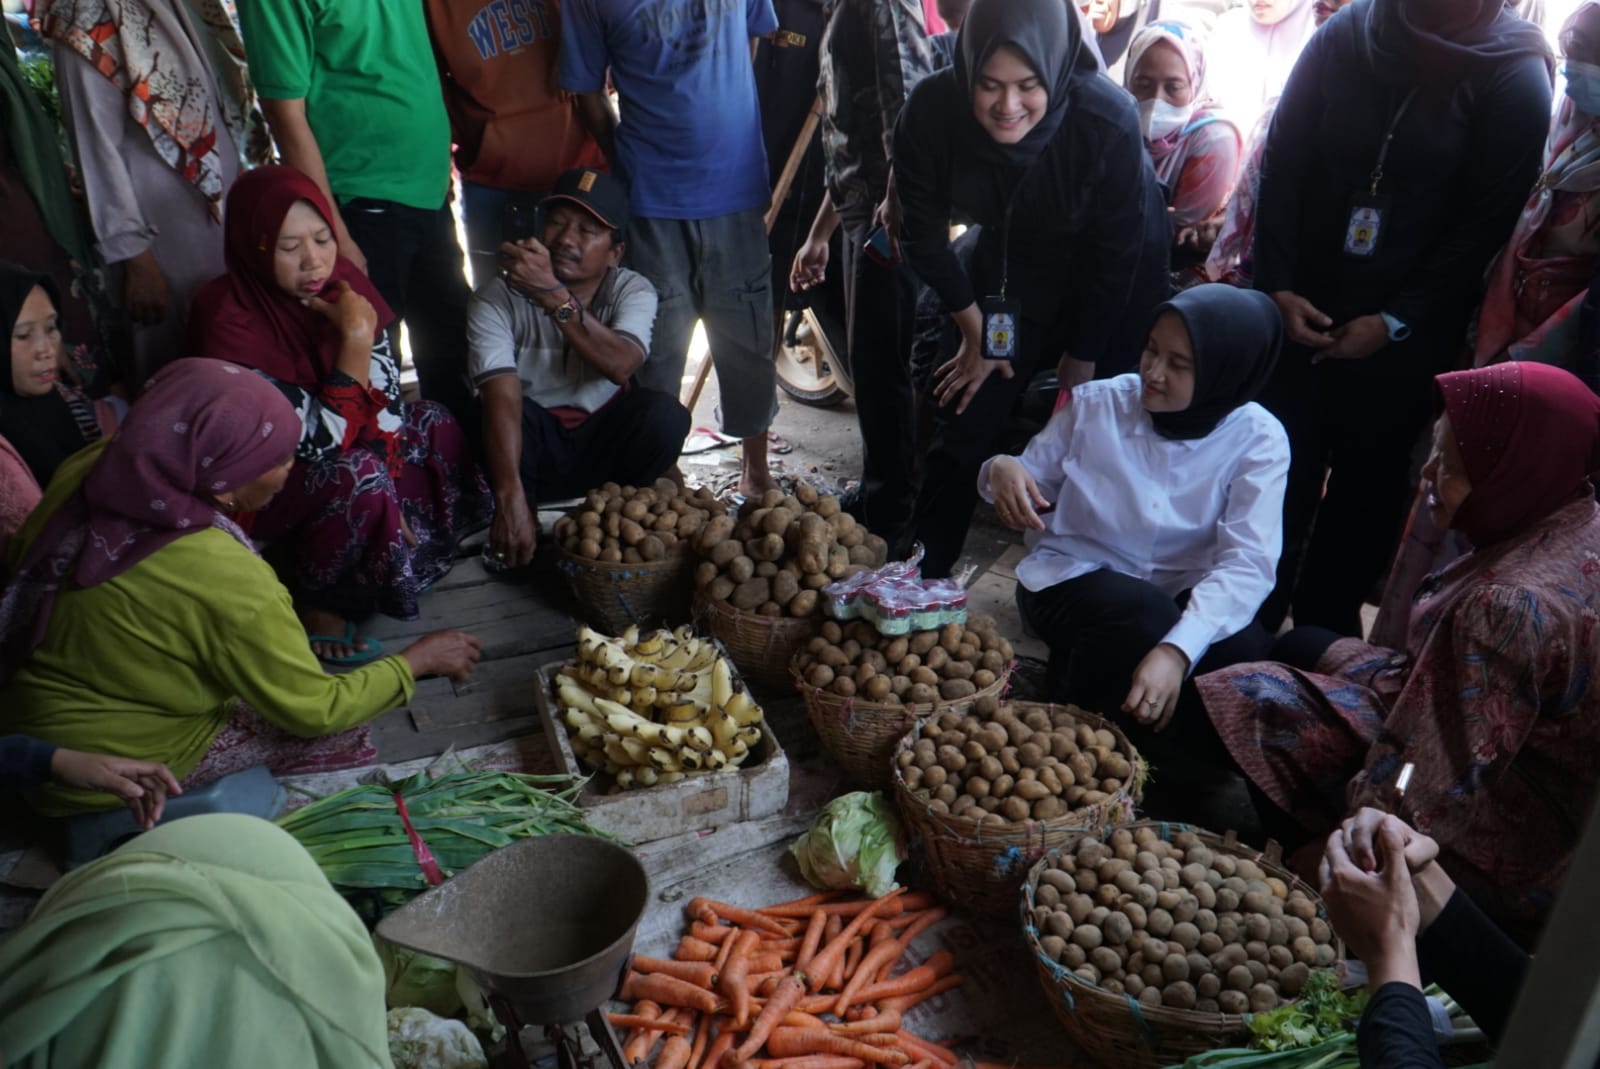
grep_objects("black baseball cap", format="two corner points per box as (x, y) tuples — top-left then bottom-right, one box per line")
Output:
(544, 168), (630, 234)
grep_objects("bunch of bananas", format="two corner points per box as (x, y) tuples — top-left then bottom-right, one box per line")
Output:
(556, 625), (765, 790)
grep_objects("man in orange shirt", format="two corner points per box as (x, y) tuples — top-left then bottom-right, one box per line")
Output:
(427, 0), (608, 285)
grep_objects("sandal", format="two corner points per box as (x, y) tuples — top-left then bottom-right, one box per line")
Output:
(308, 621), (385, 667)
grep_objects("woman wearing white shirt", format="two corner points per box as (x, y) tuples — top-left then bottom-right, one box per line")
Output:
(982, 283), (1289, 731)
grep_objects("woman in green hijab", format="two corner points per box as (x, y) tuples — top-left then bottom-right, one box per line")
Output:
(0, 813), (392, 1068)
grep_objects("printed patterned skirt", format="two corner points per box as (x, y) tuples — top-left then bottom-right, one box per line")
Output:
(253, 400), (492, 621)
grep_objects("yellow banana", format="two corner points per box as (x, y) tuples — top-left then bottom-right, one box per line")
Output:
(661, 700), (701, 724)
(725, 689), (762, 727)
(711, 657), (734, 709)
(683, 726), (715, 753)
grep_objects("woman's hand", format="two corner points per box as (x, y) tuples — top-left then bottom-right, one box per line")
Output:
(1122, 642), (1190, 730)
(49, 749), (183, 830)
(935, 333), (1014, 415)
(1319, 824), (1424, 990)
(1339, 808), (1454, 932)
(306, 280), (379, 341)
(790, 237), (829, 292)
(1270, 290), (1335, 348)
(1312, 314), (1388, 365)
(401, 629), (483, 684)
(123, 250), (169, 325)
(988, 456), (1050, 531)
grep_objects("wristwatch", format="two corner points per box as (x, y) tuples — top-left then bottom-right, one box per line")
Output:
(548, 294), (584, 324)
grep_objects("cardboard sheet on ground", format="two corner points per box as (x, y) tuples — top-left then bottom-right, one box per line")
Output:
(628, 819), (1081, 1065)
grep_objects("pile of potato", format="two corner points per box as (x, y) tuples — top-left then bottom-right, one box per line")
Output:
(555, 479), (724, 564)
(897, 701), (1134, 822)
(1031, 827), (1339, 1014)
(692, 486), (889, 617)
(793, 617), (1014, 705)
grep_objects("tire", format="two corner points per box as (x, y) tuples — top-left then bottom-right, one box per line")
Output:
(776, 308), (851, 407)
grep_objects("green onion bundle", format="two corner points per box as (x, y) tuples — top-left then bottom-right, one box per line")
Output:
(277, 766), (614, 910)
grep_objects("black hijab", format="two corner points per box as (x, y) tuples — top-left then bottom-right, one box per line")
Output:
(954, 0), (1102, 167)
(1148, 284), (1282, 442)
(1361, 0), (1551, 90)
(0, 262), (90, 487)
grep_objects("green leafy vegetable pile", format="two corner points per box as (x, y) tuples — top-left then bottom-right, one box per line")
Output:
(1247, 969), (1369, 1051)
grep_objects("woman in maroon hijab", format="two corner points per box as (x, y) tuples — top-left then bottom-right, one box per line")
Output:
(1194, 363), (1600, 947)
(189, 166), (491, 665)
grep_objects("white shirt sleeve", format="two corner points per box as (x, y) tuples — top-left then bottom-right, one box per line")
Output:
(977, 395), (1080, 508)
(1161, 419), (1290, 670)
(466, 283), (521, 386)
(609, 274), (660, 359)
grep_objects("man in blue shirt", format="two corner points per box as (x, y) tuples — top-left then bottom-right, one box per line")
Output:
(561, 0), (781, 496)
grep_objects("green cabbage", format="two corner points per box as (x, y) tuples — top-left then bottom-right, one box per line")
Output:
(386, 1007), (487, 1069)
(376, 940), (463, 1017)
(790, 791), (905, 898)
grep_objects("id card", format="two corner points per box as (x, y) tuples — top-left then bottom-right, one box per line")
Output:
(1343, 193), (1391, 259)
(980, 296), (1021, 361)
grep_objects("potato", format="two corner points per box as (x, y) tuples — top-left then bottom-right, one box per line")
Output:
(806, 663), (835, 688)
(1102, 911), (1134, 946)
(862, 674), (893, 702)
(1072, 924), (1104, 950)
(770, 570), (800, 606)
(788, 590), (819, 617)
(731, 577), (771, 611)
(708, 576), (737, 602)
(830, 675), (856, 697)
(1162, 982), (1197, 1010)
(1000, 796), (1032, 821)
(639, 534), (666, 560)
(1249, 984), (1279, 1014)
(940, 678), (977, 701)
(906, 683), (938, 705)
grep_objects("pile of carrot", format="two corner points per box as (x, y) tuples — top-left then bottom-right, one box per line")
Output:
(606, 889), (968, 1069)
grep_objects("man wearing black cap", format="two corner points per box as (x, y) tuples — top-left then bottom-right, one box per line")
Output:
(467, 168), (691, 568)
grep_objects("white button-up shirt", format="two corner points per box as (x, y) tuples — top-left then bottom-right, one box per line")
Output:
(977, 374), (1290, 669)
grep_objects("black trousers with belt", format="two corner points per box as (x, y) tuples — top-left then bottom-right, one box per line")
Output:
(518, 387), (690, 503)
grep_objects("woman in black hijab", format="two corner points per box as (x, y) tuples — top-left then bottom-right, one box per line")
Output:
(1251, 0), (1552, 636)
(980, 283), (1289, 740)
(891, 0), (1171, 577)
(0, 263), (104, 488)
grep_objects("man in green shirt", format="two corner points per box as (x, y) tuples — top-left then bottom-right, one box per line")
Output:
(237, 0), (474, 423)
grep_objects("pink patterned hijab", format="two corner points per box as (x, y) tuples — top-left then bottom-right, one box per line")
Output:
(0, 358), (298, 679)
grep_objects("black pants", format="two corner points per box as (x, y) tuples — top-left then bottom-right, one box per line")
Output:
(1018, 568), (1273, 731)
(842, 216), (919, 549)
(520, 387), (690, 502)
(340, 197), (475, 434)
(1256, 354), (1434, 636)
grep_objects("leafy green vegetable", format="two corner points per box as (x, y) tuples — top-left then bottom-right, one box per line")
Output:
(376, 941), (463, 1016)
(789, 791), (905, 898)
(1172, 1033), (1360, 1068)
(1247, 970), (1369, 1053)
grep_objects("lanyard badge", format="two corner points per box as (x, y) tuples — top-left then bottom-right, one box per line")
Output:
(1345, 90), (1415, 261)
(980, 295), (1021, 360)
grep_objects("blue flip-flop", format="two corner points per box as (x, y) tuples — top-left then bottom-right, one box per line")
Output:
(309, 622), (384, 667)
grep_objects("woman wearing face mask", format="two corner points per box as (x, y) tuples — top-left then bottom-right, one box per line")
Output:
(1205, 0), (1317, 124)
(188, 166), (492, 667)
(892, 0), (1171, 578)
(981, 284), (1288, 744)
(1123, 20), (1242, 271)
(1253, 0), (1552, 638)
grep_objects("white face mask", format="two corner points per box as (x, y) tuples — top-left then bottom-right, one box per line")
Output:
(1138, 97), (1194, 141)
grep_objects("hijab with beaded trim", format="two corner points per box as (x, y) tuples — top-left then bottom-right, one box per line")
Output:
(1146, 283), (1282, 441)
(1435, 362), (1600, 547)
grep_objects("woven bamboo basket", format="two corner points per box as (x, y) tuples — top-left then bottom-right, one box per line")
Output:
(793, 658), (1012, 789)
(1020, 821), (1344, 1069)
(556, 540), (695, 634)
(694, 591), (820, 688)
(891, 702), (1144, 915)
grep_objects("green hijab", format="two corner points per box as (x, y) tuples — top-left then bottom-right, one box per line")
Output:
(0, 38), (97, 274)
(0, 813), (393, 1069)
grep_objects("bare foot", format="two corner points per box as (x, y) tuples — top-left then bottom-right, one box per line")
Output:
(738, 434), (777, 498)
(301, 606), (369, 661)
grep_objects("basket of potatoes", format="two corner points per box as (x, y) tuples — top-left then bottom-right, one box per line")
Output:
(1020, 823), (1343, 1069)
(691, 485), (889, 686)
(791, 616), (1015, 788)
(552, 479), (725, 634)
(892, 699), (1144, 915)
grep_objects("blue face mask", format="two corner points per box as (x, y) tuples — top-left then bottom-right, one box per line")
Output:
(1564, 60), (1600, 116)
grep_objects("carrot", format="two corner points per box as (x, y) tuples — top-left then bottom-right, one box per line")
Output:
(805, 890), (904, 993)
(658, 1033), (695, 1069)
(759, 936), (803, 956)
(720, 929), (762, 1028)
(748, 951), (786, 974)
(848, 950), (955, 1004)
(829, 1010), (900, 1036)
(882, 910), (945, 975)
(758, 892), (935, 918)
(684, 1014), (711, 1069)
(833, 939), (903, 1016)
(878, 974), (962, 1015)
(636, 957), (719, 988)
(622, 1001), (664, 1065)
(796, 910), (827, 972)
(701, 1028), (738, 1069)
(905, 1060), (936, 1069)
(688, 897), (792, 936)
(842, 937), (863, 981)
(893, 1031), (957, 1067)
(752, 1058), (866, 1069)
(784, 1011), (830, 1030)
(609, 1012), (692, 1036)
(765, 1028), (909, 1066)
(692, 921), (735, 944)
(759, 890), (843, 914)
(623, 971), (723, 1016)
(679, 936), (721, 962)
(724, 973), (808, 1068)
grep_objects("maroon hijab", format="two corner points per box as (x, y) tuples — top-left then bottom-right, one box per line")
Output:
(1436, 362), (1600, 547)
(0, 359), (300, 679)
(187, 165), (393, 387)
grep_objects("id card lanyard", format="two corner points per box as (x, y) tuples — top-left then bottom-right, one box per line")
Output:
(1343, 89), (1417, 259)
(981, 180), (1026, 361)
